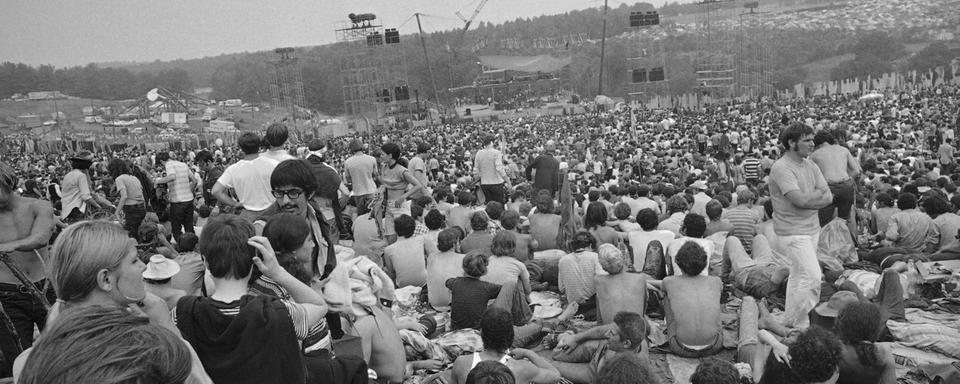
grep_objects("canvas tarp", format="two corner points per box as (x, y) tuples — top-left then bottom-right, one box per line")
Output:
(478, 55), (572, 73)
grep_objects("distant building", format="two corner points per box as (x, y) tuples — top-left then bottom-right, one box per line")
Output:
(27, 91), (67, 100)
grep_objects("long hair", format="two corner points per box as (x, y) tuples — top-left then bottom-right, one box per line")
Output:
(127, 162), (156, 207)
(107, 159), (131, 179)
(465, 361), (516, 384)
(583, 202), (608, 230)
(49, 221), (131, 303)
(19, 305), (192, 384)
(262, 213), (313, 283)
(835, 302), (883, 367)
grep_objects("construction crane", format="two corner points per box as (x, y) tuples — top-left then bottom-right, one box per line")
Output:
(450, 0), (490, 59)
(455, 0), (490, 32)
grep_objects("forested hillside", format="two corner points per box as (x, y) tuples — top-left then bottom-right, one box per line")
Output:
(2, 0), (957, 115)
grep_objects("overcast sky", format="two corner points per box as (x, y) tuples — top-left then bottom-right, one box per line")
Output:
(0, 0), (676, 67)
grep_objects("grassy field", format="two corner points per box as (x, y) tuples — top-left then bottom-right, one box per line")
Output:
(800, 53), (856, 83)
(799, 42), (939, 84)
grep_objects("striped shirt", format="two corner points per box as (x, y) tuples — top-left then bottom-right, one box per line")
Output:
(250, 276), (330, 350)
(558, 251), (600, 304)
(723, 206), (761, 253)
(164, 160), (195, 203)
(742, 157), (761, 181)
(171, 293), (315, 342)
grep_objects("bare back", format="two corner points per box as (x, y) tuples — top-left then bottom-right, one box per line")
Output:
(595, 272), (647, 325)
(351, 306), (406, 383)
(810, 144), (855, 182)
(663, 275), (722, 346)
(0, 196), (54, 283)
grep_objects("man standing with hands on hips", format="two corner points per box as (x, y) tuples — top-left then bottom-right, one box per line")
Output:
(768, 122), (833, 328)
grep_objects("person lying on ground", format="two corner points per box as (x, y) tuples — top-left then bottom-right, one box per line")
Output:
(547, 311), (648, 384)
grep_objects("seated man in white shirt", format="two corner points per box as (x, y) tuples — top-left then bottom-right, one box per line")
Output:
(665, 214), (714, 277)
(627, 208), (676, 270)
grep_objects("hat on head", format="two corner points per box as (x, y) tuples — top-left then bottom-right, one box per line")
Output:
(142, 254), (181, 280)
(814, 291), (859, 317)
(690, 180), (708, 190)
(307, 139), (327, 151)
(70, 151), (94, 162)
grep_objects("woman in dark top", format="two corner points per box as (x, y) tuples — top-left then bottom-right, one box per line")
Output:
(447, 251), (501, 330)
(47, 176), (61, 205)
(21, 179), (43, 199)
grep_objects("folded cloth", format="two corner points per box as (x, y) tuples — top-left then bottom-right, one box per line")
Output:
(399, 329), (452, 364)
(342, 256), (396, 318)
(434, 328), (484, 355)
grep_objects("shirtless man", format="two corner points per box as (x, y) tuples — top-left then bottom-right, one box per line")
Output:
(810, 129), (861, 237)
(662, 242), (723, 358)
(348, 304), (406, 384)
(549, 311), (648, 384)
(595, 244), (646, 325)
(426, 228), (465, 312)
(0, 161), (55, 375)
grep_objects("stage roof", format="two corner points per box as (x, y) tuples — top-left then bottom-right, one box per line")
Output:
(478, 55), (572, 73)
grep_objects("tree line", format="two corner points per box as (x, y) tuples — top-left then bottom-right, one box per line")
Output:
(0, 62), (192, 101)
(2, 0), (955, 115)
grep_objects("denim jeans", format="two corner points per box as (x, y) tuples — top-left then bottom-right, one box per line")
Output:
(0, 280), (53, 377)
(168, 201), (195, 241)
(122, 204), (147, 241)
(818, 179), (856, 226)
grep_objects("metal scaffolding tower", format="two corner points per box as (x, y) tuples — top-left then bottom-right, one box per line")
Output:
(695, 0), (738, 100)
(270, 47), (307, 129)
(737, 6), (773, 100)
(336, 15), (410, 130)
(625, 35), (670, 104)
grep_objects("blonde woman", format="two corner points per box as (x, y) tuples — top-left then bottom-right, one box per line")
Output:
(12, 220), (213, 384)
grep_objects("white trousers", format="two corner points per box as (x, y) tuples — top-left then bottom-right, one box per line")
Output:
(771, 231), (821, 328)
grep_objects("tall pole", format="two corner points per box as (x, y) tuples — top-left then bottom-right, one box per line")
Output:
(598, 0), (609, 97)
(415, 13), (441, 125)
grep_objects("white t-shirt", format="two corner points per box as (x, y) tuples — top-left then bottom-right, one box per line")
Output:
(217, 156), (279, 211)
(628, 230), (676, 268)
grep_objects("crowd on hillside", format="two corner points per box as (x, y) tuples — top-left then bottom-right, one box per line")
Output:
(0, 82), (959, 384)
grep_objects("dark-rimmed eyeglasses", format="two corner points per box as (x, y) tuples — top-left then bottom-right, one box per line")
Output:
(272, 188), (304, 199)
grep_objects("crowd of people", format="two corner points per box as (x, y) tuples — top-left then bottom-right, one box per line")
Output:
(0, 82), (959, 384)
